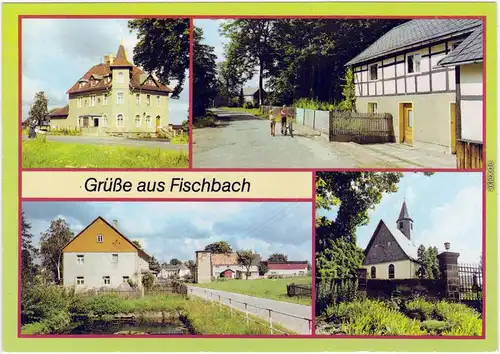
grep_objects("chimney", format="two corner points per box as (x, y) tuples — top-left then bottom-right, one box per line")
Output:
(113, 219), (118, 228)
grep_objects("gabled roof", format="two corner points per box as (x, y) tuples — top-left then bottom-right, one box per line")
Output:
(62, 216), (151, 261)
(243, 87), (262, 96)
(364, 220), (419, 261)
(397, 201), (413, 222)
(267, 262), (308, 270)
(439, 24), (484, 66)
(48, 105), (69, 118)
(66, 44), (172, 95)
(346, 19), (482, 66)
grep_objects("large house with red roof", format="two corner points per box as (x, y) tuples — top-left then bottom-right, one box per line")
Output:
(48, 41), (172, 135)
(266, 261), (309, 277)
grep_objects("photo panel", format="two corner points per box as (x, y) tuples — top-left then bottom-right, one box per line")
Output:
(20, 201), (313, 336)
(314, 171), (484, 337)
(192, 18), (484, 169)
(21, 17), (190, 169)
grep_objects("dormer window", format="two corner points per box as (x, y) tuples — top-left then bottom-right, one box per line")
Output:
(79, 82), (84, 88)
(91, 79), (95, 87)
(97, 234), (103, 243)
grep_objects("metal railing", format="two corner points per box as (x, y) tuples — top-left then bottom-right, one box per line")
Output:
(189, 288), (312, 335)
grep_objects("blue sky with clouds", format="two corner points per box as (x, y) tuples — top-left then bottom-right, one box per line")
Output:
(317, 172), (482, 263)
(195, 19), (261, 89)
(23, 202), (312, 263)
(22, 19), (189, 124)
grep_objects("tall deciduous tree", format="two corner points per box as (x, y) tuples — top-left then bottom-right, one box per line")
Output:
(257, 261), (269, 276)
(21, 211), (38, 286)
(193, 26), (218, 117)
(39, 218), (74, 284)
(416, 245), (440, 279)
(204, 241), (233, 254)
(28, 91), (49, 126)
(128, 19), (190, 98)
(268, 253), (288, 262)
(221, 20), (276, 106)
(237, 250), (257, 280)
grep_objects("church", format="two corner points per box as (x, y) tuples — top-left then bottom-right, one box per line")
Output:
(362, 201), (420, 279)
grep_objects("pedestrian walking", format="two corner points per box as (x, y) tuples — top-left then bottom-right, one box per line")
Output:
(28, 119), (38, 139)
(269, 111), (276, 136)
(280, 105), (287, 135)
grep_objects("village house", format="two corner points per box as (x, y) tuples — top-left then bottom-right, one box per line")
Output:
(346, 19), (483, 153)
(195, 251), (261, 283)
(265, 261), (309, 277)
(62, 217), (151, 290)
(48, 41), (172, 135)
(157, 264), (191, 279)
(243, 87), (267, 105)
(362, 201), (420, 279)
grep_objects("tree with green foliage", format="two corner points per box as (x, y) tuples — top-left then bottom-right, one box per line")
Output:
(193, 26), (218, 117)
(128, 19), (190, 98)
(169, 258), (182, 265)
(238, 87), (244, 107)
(142, 272), (155, 290)
(236, 250), (257, 279)
(268, 253), (288, 262)
(28, 91), (49, 126)
(339, 66), (356, 112)
(131, 240), (143, 250)
(21, 211), (38, 287)
(416, 245), (441, 280)
(221, 20), (276, 106)
(257, 261), (269, 276)
(39, 218), (74, 284)
(148, 255), (161, 273)
(204, 241), (233, 254)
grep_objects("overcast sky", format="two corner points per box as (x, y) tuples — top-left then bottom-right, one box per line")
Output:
(23, 202), (312, 263)
(22, 18), (189, 124)
(318, 172), (482, 263)
(195, 19), (261, 89)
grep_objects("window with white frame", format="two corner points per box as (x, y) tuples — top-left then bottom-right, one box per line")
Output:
(136, 94), (140, 105)
(156, 96), (160, 107)
(90, 95), (96, 106)
(135, 115), (141, 127)
(77, 97), (83, 108)
(146, 95), (151, 106)
(368, 102), (378, 114)
(116, 114), (124, 127)
(117, 92), (124, 105)
(145, 115), (152, 127)
(76, 277), (84, 285)
(97, 234), (103, 243)
(103, 276), (111, 285)
(407, 53), (421, 74)
(369, 64), (378, 80)
(103, 94), (108, 106)
(112, 254), (118, 263)
(102, 114), (108, 127)
(123, 276), (129, 282)
(117, 72), (124, 83)
(77, 255), (84, 264)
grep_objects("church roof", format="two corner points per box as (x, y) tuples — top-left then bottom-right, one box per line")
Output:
(382, 220), (419, 261)
(397, 201), (413, 221)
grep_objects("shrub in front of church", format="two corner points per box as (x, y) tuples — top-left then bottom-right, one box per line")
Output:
(435, 301), (482, 336)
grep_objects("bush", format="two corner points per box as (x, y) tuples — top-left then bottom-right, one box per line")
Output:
(243, 101), (254, 109)
(142, 272), (155, 290)
(193, 115), (217, 128)
(293, 98), (340, 111)
(421, 320), (451, 335)
(435, 301), (482, 336)
(405, 298), (436, 321)
(49, 127), (82, 136)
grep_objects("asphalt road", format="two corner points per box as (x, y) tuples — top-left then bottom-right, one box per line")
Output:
(187, 285), (312, 334)
(192, 110), (356, 168)
(22, 135), (188, 151)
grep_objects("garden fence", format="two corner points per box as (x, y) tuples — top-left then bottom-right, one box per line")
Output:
(458, 263), (483, 301)
(189, 288), (312, 335)
(286, 283), (312, 298)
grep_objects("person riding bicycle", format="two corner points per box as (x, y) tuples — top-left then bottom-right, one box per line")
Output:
(280, 105), (288, 135)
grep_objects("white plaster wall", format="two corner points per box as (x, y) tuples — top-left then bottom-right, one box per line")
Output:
(417, 75), (430, 92)
(384, 80), (396, 95)
(268, 268), (308, 276)
(396, 78), (405, 94)
(461, 100), (483, 142)
(460, 63), (483, 96)
(363, 260), (418, 279)
(432, 71), (447, 91)
(63, 252), (141, 289)
(406, 76), (416, 93)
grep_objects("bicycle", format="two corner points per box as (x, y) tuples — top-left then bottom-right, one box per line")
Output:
(283, 117), (294, 138)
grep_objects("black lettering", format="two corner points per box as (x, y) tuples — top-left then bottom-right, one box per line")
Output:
(84, 177), (97, 192)
(241, 178), (251, 192)
(170, 177), (182, 192)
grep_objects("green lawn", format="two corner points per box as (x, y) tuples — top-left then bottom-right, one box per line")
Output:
(218, 106), (267, 118)
(192, 276), (312, 305)
(22, 139), (188, 168)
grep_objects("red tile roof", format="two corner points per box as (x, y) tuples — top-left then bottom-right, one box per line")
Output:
(48, 105), (69, 118)
(66, 44), (172, 95)
(267, 262), (308, 270)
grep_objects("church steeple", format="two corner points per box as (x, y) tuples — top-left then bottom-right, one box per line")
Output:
(397, 200), (413, 240)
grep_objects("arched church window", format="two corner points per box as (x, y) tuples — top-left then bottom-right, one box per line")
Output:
(370, 266), (376, 279)
(388, 264), (395, 279)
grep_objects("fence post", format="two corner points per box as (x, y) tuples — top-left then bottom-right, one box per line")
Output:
(438, 250), (461, 301)
(268, 309), (273, 335)
(245, 303), (249, 325)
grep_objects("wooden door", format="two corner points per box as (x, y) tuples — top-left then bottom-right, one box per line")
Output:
(403, 107), (413, 144)
(450, 103), (457, 154)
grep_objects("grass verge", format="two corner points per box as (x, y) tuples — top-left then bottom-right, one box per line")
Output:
(22, 138), (188, 168)
(191, 277), (312, 305)
(170, 134), (189, 145)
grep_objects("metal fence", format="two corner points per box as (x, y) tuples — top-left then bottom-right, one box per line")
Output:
(458, 263), (483, 301)
(190, 288), (312, 335)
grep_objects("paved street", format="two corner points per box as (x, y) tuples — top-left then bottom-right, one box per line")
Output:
(22, 134), (188, 151)
(192, 110), (456, 168)
(187, 285), (312, 334)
